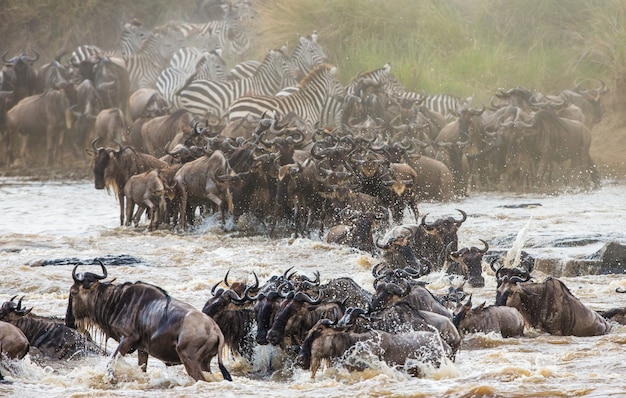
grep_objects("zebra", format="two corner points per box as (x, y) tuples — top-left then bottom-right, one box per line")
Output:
(346, 63), (467, 118)
(157, 50), (228, 109)
(416, 94), (468, 119)
(226, 64), (345, 130)
(176, 49), (290, 119)
(115, 19), (150, 56)
(284, 33), (328, 82)
(69, 44), (103, 67)
(119, 31), (180, 92)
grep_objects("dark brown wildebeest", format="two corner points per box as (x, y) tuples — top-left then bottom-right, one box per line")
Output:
(445, 239), (489, 288)
(5, 89), (72, 167)
(295, 318), (450, 378)
(202, 271), (258, 362)
(0, 296), (105, 360)
(325, 209), (388, 254)
(265, 290), (344, 349)
(495, 267), (610, 336)
(87, 139), (168, 226)
(452, 295), (524, 338)
(377, 209), (467, 271)
(65, 263), (232, 382)
(1, 51), (39, 101)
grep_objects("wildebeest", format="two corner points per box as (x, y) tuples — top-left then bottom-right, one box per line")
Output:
(87, 139), (167, 225)
(1, 51), (39, 101)
(296, 318), (450, 378)
(445, 239), (489, 288)
(452, 295), (525, 338)
(202, 271), (258, 362)
(93, 108), (129, 148)
(378, 209), (468, 270)
(5, 89), (72, 167)
(65, 263), (232, 382)
(174, 150), (237, 229)
(494, 267), (610, 336)
(123, 169), (168, 230)
(265, 290), (344, 348)
(0, 296), (105, 360)
(0, 320), (29, 360)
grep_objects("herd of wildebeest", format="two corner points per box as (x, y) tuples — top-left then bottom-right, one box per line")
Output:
(1, 1), (623, 384)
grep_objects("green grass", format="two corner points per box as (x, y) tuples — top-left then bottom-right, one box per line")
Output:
(1, 0), (623, 104)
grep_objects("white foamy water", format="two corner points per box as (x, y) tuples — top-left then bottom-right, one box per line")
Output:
(1, 177), (626, 397)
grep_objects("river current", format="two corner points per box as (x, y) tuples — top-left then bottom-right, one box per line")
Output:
(1, 176), (625, 398)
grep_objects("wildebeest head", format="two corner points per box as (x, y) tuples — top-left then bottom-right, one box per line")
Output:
(447, 239), (489, 288)
(0, 296), (33, 322)
(421, 209), (467, 251)
(87, 138), (119, 190)
(202, 270), (256, 316)
(65, 261), (109, 329)
(494, 266), (532, 307)
(266, 290), (322, 346)
(370, 278), (410, 312)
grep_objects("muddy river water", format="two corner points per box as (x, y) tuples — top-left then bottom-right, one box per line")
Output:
(1, 177), (625, 397)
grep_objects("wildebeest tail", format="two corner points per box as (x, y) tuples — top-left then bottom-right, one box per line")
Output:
(217, 334), (233, 381)
(219, 362), (232, 382)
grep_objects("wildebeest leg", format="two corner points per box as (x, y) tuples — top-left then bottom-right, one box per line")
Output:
(137, 350), (149, 372)
(133, 206), (146, 227)
(118, 191), (125, 226)
(125, 198), (135, 227)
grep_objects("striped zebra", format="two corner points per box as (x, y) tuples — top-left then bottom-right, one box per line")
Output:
(347, 64), (467, 118)
(176, 49), (290, 119)
(226, 64), (345, 130)
(288, 33), (327, 80)
(69, 44), (103, 67)
(157, 50), (227, 109)
(416, 94), (468, 119)
(115, 20), (150, 56)
(119, 31), (180, 91)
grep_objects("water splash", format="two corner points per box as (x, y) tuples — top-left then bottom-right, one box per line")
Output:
(505, 216), (532, 269)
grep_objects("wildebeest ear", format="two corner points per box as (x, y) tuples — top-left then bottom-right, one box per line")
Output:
(85, 148), (96, 157)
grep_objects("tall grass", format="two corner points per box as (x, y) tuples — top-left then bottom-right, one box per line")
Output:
(1, 0), (624, 104)
(254, 0), (621, 103)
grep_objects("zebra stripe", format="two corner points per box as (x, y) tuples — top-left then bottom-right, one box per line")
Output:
(288, 33), (327, 77)
(226, 64), (345, 129)
(346, 64), (466, 118)
(69, 45), (102, 66)
(157, 50), (228, 109)
(418, 94), (467, 118)
(156, 67), (194, 109)
(116, 20), (150, 55)
(121, 32), (178, 91)
(177, 49), (290, 119)
(227, 60), (261, 80)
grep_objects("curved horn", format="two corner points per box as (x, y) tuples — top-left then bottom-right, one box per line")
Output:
(223, 269), (232, 288)
(454, 209), (467, 225)
(95, 260), (108, 280)
(510, 271), (531, 283)
(211, 279), (223, 296)
(91, 137), (101, 151)
(294, 290), (322, 304)
(21, 51), (39, 63)
(477, 239), (489, 254)
(490, 257), (502, 273)
(72, 264), (84, 282)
